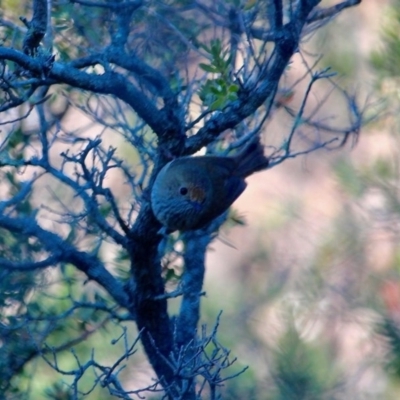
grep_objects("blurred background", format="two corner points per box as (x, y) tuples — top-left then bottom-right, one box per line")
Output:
(202, 1), (400, 398)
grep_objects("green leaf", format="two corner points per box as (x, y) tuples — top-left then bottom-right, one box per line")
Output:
(199, 63), (218, 73)
(209, 84), (224, 95)
(210, 97), (226, 110)
(210, 39), (222, 58)
(228, 84), (239, 92)
(227, 92), (238, 101)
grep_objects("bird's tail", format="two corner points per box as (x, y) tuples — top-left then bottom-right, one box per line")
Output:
(233, 136), (269, 177)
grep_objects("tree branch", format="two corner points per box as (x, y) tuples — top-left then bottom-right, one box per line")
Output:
(0, 254), (61, 270)
(127, 200), (178, 396)
(177, 220), (222, 349)
(0, 47), (171, 136)
(105, 47), (175, 99)
(21, 0), (48, 55)
(0, 214), (130, 308)
(307, 0), (362, 23)
(70, 0), (143, 10)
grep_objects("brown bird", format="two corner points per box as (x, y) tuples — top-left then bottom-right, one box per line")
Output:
(151, 137), (269, 232)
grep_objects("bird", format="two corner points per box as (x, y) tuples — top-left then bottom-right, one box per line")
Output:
(151, 136), (269, 232)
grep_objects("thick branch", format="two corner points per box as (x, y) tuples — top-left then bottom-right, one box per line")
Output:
(0, 214), (130, 308)
(269, 0), (283, 30)
(127, 200), (178, 395)
(105, 47), (175, 99)
(0, 47), (171, 136)
(21, 0), (48, 55)
(175, 216), (225, 351)
(176, 231), (211, 346)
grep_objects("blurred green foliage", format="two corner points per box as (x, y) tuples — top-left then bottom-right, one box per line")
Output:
(371, 0), (400, 79)
(272, 324), (339, 400)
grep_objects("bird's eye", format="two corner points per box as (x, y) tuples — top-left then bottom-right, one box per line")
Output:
(179, 187), (188, 196)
